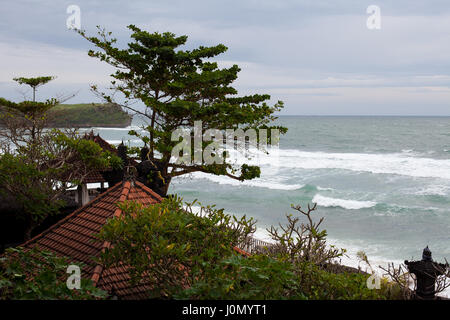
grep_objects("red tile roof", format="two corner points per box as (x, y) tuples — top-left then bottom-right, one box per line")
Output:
(82, 171), (106, 184)
(22, 180), (162, 299)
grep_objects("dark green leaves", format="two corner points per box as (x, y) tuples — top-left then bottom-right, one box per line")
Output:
(97, 197), (255, 298)
(13, 76), (56, 89)
(0, 247), (108, 300)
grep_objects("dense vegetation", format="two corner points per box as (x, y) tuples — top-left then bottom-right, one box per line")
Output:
(0, 196), (408, 300)
(47, 103), (132, 127)
(97, 197), (403, 300)
(0, 77), (122, 240)
(0, 247), (107, 300)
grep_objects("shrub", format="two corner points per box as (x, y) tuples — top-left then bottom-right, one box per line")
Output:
(97, 196), (256, 298)
(0, 247), (107, 300)
(177, 253), (304, 300)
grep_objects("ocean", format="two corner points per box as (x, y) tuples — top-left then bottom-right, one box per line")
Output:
(87, 116), (450, 277)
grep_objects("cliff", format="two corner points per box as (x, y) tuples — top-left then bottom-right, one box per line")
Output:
(47, 103), (132, 128)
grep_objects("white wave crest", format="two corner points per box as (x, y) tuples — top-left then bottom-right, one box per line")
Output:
(90, 125), (143, 131)
(312, 194), (377, 210)
(252, 149), (450, 180)
(106, 139), (142, 145)
(317, 186), (334, 191)
(186, 172), (303, 191)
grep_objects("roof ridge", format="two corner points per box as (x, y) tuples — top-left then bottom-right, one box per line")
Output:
(21, 181), (124, 248)
(134, 180), (163, 202)
(90, 181), (131, 287)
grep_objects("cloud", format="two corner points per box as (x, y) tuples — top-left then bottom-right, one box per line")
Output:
(1, 1), (450, 115)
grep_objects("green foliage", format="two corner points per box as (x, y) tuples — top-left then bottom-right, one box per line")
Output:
(0, 247), (107, 300)
(49, 129), (123, 171)
(295, 262), (388, 300)
(79, 25), (287, 195)
(0, 130), (121, 238)
(0, 76), (58, 131)
(97, 196), (255, 298)
(97, 197), (401, 300)
(0, 97), (58, 117)
(239, 164), (261, 181)
(177, 202), (395, 300)
(0, 77), (122, 239)
(0, 153), (64, 222)
(178, 254), (392, 300)
(13, 76), (55, 89)
(13, 76), (56, 102)
(177, 253), (304, 300)
(0, 130), (121, 227)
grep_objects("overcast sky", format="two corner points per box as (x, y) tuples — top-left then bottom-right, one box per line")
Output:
(1, 0), (450, 115)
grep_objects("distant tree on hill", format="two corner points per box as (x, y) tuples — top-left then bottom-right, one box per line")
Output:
(79, 25), (287, 196)
(13, 76), (56, 102)
(0, 77), (121, 240)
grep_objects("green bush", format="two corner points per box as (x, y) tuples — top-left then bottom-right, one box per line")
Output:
(0, 247), (108, 300)
(97, 196), (256, 298)
(97, 197), (401, 300)
(177, 253), (305, 300)
(177, 254), (394, 300)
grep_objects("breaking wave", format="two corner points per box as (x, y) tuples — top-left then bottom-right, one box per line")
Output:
(312, 194), (377, 210)
(252, 149), (450, 180)
(186, 172), (304, 191)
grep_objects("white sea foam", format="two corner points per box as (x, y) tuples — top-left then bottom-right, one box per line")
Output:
(106, 139), (142, 145)
(413, 185), (450, 196)
(88, 125), (143, 131)
(220, 147), (450, 180)
(317, 186), (334, 191)
(312, 194), (377, 210)
(249, 149), (450, 180)
(187, 172), (304, 191)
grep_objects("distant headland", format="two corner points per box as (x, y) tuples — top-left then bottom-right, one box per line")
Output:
(46, 103), (132, 128)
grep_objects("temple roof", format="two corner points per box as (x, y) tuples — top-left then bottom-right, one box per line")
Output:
(81, 131), (139, 184)
(22, 180), (162, 299)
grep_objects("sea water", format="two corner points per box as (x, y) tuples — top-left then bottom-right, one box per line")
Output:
(88, 116), (450, 281)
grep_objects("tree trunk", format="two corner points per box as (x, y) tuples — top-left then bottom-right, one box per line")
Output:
(161, 175), (172, 197)
(135, 159), (171, 197)
(149, 110), (156, 159)
(24, 220), (36, 241)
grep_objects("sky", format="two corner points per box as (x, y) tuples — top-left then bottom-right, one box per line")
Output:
(1, 0), (450, 115)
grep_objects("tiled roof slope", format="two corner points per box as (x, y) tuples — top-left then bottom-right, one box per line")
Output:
(22, 180), (163, 299)
(82, 170), (107, 183)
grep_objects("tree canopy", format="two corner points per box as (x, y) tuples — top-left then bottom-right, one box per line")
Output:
(13, 76), (56, 102)
(79, 25), (287, 196)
